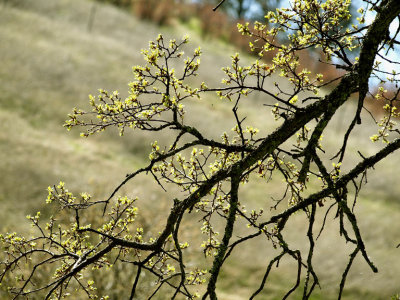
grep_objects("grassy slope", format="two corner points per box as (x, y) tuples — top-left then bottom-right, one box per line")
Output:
(1, 0), (400, 299)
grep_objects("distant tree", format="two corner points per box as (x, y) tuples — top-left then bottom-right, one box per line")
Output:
(208, 0), (282, 19)
(252, 0), (282, 19)
(94, 0), (131, 7)
(217, 0), (251, 19)
(1, 0), (400, 299)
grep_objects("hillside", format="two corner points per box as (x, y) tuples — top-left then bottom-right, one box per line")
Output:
(1, 0), (400, 299)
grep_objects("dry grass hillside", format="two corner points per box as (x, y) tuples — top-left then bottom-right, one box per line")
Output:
(1, 0), (400, 299)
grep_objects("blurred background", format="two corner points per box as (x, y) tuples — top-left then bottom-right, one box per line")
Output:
(0, 0), (399, 298)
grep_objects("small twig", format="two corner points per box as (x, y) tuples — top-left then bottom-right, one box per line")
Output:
(212, 0), (226, 12)
(338, 247), (359, 300)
